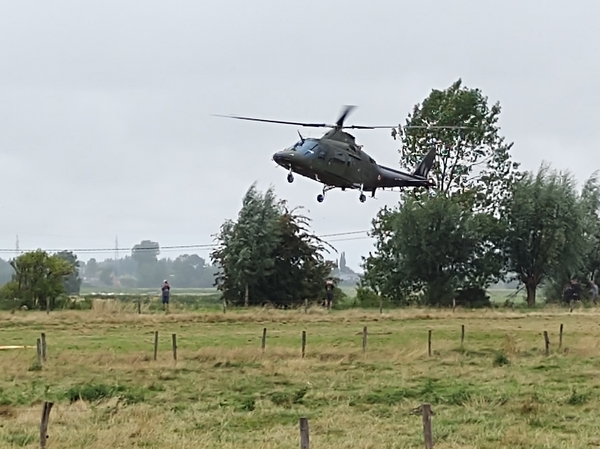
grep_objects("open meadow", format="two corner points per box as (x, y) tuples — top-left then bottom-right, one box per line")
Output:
(2, 301), (600, 448)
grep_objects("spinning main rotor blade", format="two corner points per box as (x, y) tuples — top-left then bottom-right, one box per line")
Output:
(214, 114), (397, 129)
(214, 114), (474, 131)
(213, 114), (335, 128)
(336, 105), (356, 128)
(404, 125), (473, 129)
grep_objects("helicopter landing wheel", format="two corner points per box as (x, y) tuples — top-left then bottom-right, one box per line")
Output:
(317, 194), (324, 203)
(359, 193), (366, 203)
(287, 173), (294, 183)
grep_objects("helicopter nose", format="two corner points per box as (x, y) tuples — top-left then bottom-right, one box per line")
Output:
(272, 151), (288, 166)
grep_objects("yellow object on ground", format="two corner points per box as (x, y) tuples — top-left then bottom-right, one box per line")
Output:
(0, 345), (35, 350)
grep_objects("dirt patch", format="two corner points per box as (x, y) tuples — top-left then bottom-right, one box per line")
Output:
(0, 405), (16, 418)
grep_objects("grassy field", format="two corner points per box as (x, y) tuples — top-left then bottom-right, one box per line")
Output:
(1, 302), (597, 448)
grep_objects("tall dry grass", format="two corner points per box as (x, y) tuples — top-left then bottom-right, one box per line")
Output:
(2, 306), (600, 448)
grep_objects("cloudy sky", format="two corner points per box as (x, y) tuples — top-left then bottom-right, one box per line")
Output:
(0, 0), (599, 271)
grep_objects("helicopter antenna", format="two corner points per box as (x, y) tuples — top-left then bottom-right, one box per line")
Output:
(297, 130), (305, 143)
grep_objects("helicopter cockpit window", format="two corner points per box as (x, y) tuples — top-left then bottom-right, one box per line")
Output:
(290, 139), (318, 154)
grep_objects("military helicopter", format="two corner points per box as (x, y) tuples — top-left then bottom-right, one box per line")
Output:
(217, 106), (464, 203)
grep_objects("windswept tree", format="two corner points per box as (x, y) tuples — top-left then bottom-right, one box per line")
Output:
(504, 163), (586, 306)
(579, 172), (600, 282)
(211, 184), (281, 306)
(211, 184), (334, 307)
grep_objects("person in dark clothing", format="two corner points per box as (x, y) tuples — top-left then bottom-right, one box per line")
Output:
(161, 280), (170, 312)
(570, 278), (581, 302)
(324, 279), (334, 309)
(563, 278), (581, 310)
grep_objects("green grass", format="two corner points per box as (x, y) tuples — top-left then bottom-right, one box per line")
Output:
(487, 287), (529, 305)
(1, 302), (599, 448)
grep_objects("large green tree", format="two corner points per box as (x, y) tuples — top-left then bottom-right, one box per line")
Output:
(544, 172), (600, 302)
(363, 80), (518, 306)
(392, 78), (520, 214)
(362, 193), (503, 306)
(211, 184), (334, 307)
(503, 164), (586, 306)
(1, 250), (75, 311)
(211, 184), (282, 306)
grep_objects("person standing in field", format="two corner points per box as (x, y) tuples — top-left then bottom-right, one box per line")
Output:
(161, 280), (170, 313)
(324, 279), (334, 309)
(590, 279), (598, 305)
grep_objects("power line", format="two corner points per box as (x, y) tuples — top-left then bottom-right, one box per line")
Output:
(327, 236), (374, 243)
(0, 230), (373, 254)
(0, 243), (218, 254)
(319, 230), (370, 238)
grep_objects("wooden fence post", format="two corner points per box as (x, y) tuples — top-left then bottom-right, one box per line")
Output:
(543, 331), (550, 356)
(362, 326), (368, 353)
(379, 296), (383, 315)
(559, 324), (563, 349)
(222, 297), (227, 314)
(452, 298), (456, 312)
(36, 338), (42, 365)
(302, 331), (306, 358)
(304, 298), (308, 314)
(428, 330), (432, 357)
(40, 401), (53, 449)
(41, 333), (47, 362)
(261, 328), (267, 352)
(299, 417), (310, 449)
(137, 298), (141, 314)
(172, 334), (177, 361)
(153, 331), (158, 361)
(422, 403), (433, 449)
(461, 325), (465, 347)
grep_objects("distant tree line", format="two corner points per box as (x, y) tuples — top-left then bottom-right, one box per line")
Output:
(81, 244), (218, 289)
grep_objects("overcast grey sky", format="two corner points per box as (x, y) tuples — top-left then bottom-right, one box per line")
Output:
(1, 0), (599, 271)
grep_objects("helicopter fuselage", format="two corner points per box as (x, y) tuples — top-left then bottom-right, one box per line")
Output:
(272, 131), (434, 202)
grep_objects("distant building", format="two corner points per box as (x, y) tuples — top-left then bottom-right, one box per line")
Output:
(338, 272), (361, 284)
